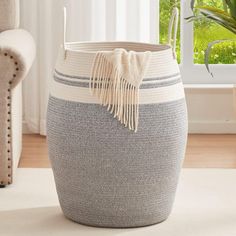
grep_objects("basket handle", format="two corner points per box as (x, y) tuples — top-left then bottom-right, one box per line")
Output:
(63, 7), (67, 59)
(168, 7), (179, 59)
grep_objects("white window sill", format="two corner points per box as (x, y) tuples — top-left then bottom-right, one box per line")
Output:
(184, 84), (235, 90)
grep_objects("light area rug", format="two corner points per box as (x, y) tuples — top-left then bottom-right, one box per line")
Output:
(0, 168), (236, 236)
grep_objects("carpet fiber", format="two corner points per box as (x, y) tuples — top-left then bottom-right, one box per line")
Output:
(0, 168), (236, 236)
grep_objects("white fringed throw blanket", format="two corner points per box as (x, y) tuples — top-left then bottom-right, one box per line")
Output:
(90, 48), (151, 132)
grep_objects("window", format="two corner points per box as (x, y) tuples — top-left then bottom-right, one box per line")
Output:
(160, 0), (236, 65)
(160, 0), (236, 84)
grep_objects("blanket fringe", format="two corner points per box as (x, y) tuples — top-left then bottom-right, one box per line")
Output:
(90, 53), (140, 132)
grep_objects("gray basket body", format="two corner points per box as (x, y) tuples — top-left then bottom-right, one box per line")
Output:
(47, 42), (188, 228)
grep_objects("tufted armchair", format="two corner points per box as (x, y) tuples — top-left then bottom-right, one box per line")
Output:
(0, 0), (36, 187)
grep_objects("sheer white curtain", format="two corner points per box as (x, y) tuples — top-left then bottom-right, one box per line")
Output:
(20, 0), (159, 135)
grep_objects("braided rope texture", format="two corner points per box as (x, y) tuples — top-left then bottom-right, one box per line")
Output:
(48, 41), (187, 227)
(47, 94), (188, 228)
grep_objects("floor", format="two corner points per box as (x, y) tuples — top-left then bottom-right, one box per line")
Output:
(19, 134), (236, 168)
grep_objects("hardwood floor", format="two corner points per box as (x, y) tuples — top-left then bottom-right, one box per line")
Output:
(19, 134), (236, 168)
(19, 135), (49, 168)
(185, 135), (236, 168)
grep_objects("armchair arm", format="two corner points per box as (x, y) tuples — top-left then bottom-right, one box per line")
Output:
(0, 29), (36, 88)
(0, 29), (35, 186)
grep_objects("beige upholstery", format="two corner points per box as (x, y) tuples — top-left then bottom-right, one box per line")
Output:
(0, 0), (35, 186)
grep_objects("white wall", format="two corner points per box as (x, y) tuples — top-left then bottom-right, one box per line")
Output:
(185, 86), (236, 134)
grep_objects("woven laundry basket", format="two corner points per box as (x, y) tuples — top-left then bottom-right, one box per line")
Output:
(47, 8), (188, 228)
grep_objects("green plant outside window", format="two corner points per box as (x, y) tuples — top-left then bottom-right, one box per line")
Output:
(160, 0), (236, 64)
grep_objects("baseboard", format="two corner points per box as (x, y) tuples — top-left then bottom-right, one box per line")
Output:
(22, 119), (46, 135)
(189, 120), (236, 134)
(23, 120), (32, 134)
